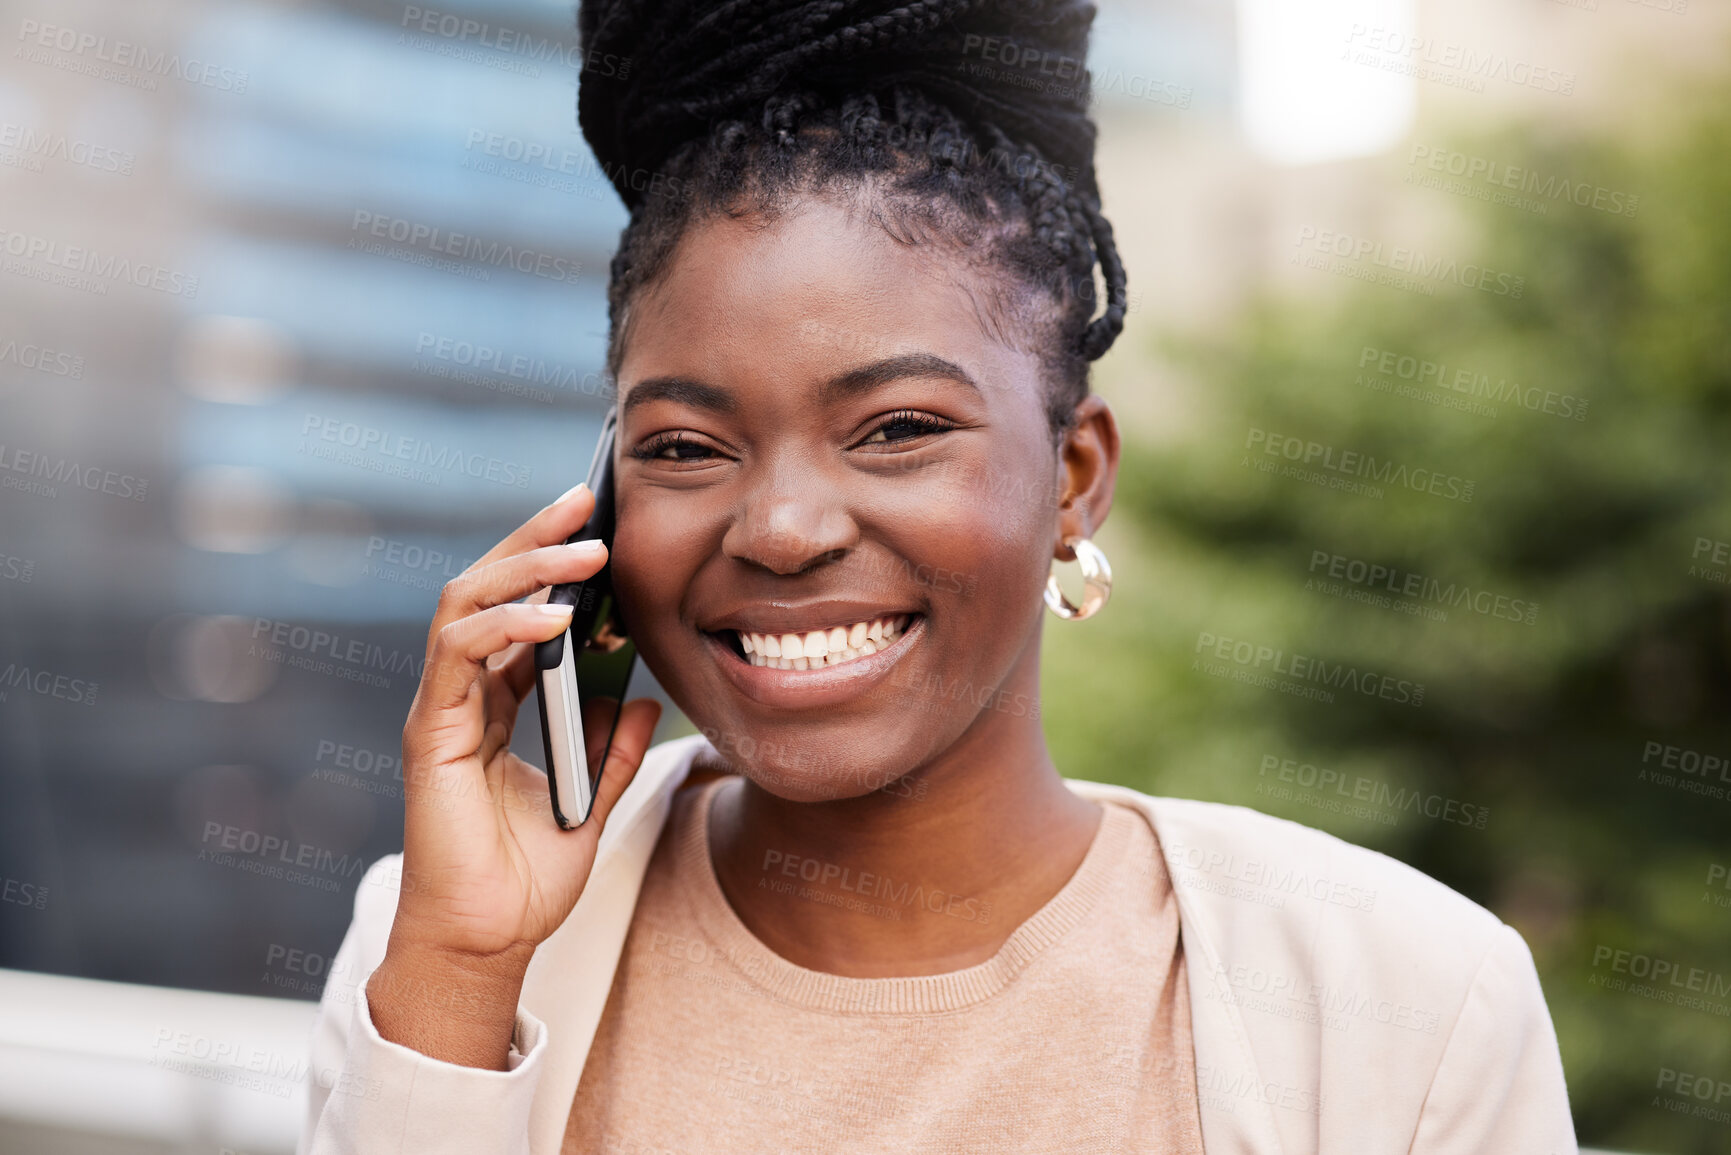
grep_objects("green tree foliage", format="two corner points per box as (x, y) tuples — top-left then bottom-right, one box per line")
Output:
(1043, 72), (1731, 1150)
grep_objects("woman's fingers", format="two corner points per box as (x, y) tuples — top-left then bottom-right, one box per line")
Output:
(581, 695), (623, 771)
(483, 574), (549, 706)
(419, 602), (574, 714)
(430, 540), (609, 641)
(489, 639), (541, 707)
(469, 483), (596, 574)
(586, 698), (663, 830)
(476, 712), (512, 771)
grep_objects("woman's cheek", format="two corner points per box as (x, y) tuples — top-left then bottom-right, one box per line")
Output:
(609, 515), (678, 658)
(612, 499), (720, 677)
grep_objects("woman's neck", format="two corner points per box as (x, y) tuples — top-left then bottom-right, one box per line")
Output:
(705, 698), (1103, 979)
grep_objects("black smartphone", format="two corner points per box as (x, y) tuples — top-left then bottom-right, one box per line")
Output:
(534, 407), (637, 829)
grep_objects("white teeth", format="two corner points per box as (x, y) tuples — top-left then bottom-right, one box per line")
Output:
(732, 614), (912, 672)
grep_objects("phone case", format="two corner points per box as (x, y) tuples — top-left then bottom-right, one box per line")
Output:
(535, 407), (626, 829)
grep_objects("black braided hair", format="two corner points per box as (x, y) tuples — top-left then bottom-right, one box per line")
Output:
(576, 0), (1128, 437)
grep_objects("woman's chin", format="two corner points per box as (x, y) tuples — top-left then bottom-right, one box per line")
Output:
(699, 739), (921, 805)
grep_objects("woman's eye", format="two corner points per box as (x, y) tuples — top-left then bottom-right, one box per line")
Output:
(859, 411), (956, 445)
(632, 435), (716, 461)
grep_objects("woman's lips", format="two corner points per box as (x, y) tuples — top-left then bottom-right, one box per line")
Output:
(739, 613), (909, 671)
(704, 614), (926, 710)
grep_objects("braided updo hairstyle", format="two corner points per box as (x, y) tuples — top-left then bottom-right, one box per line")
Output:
(575, 0), (1127, 439)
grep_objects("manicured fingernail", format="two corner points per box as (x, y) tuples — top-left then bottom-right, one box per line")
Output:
(535, 603), (574, 618)
(566, 540), (606, 556)
(557, 482), (589, 504)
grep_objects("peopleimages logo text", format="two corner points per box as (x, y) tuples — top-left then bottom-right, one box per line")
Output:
(15, 19), (250, 92)
(400, 6), (629, 77)
(0, 442), (149, 500)
(1343, 25), (1574, 96)
(1407, 145), (1638, 217)
(1356, 345), (1587, 421)
(0, 228), (199, 298)
(0, 336), (84, 378)
(1194, 630), (1426, 707)
(1258, 755), (1490, 829)
(1308, 550), (1539, 625)
(349, 211), (580, 285)
(413, 332), (613, 399)
(299, 414), (533, 489)
(1245, 427), (1475, 503)
(0, 121), (134, 174)
(1295, 227), (1523, 298)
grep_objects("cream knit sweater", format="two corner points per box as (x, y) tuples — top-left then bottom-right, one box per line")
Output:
(564, 777), (1204, 1154)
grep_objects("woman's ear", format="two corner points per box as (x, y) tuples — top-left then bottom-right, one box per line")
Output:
(1054, 394), (1120, 560)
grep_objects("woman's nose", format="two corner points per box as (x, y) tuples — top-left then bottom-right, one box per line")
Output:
(721, 464), (858, 576)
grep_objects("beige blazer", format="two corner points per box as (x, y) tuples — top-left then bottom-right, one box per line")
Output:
(298, 734), (1577, 1154)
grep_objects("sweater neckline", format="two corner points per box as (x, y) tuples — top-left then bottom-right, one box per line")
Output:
(675, 776), (1132, 1015)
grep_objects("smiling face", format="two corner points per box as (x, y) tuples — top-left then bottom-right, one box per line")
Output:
(609, 193), (1103, 802)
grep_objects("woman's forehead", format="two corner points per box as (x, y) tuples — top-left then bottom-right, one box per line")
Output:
(617, 199), (1053, 399)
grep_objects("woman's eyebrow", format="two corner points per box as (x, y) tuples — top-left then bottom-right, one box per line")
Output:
(620, 353), (979, 419)
(822, 353), (981, 403)
(621, 377), (738, 419)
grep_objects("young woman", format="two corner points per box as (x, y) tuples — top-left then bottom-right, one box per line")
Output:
(300, 2), (1577, 1151)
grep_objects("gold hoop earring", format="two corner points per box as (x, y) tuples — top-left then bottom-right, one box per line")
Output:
(1045, 537), (1112, 620)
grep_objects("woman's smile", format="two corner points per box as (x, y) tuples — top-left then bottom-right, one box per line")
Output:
(700, 606), (927, 709)
(735, 613), (912, 669)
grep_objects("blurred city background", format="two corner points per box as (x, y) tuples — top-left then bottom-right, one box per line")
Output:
(0, 0), (1726, 1151)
